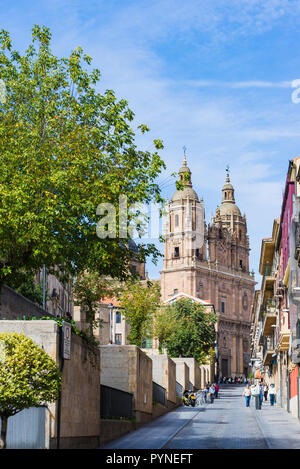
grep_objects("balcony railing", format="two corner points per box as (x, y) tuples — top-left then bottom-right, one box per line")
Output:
(278, 310), (290, 351)
(262, 336), (275, 365)
(261, 307), (277, 336)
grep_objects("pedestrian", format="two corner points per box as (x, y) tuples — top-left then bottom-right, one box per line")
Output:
(242, 384), (251, 407)
(259, 382), (263, 406)
(269, 384), (277, 406)
(251, 382), (261, 409)
(208, 384), (215, 403)
(203, 386), (208, 403)
(214, 383), (219, 398)
(263, 383), (268, 401)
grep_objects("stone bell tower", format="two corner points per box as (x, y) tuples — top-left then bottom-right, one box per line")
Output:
(160, 153), (206, 300)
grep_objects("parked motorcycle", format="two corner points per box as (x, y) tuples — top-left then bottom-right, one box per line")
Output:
(182, 390), (196, 407)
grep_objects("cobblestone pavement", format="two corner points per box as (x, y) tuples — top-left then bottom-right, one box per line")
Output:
(101, 385), (300, 449)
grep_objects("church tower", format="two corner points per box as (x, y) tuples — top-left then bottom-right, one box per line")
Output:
(161, 158), (256, 379)
(161, 153), (206, 300)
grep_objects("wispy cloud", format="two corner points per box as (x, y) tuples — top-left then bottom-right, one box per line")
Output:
(3, 0), (300, 280)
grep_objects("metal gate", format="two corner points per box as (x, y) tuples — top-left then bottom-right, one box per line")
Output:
(0, 407), (46, 449)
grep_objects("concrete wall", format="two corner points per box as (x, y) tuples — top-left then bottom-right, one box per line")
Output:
(58, 333), (101, 448)
(201, 364), (213, 386)
(171, 358), (201, 390)
(0, 285), (54, 320)
(100, 345), (152, 423)
(0, 320), (101, 449)
(174, 361), (190, 391)
(100, 420), (134, 447)
(145, 353), (177, 404)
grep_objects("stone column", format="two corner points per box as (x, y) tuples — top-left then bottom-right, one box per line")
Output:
(231, 334), (237, 375)
(239, 335), (244, 374)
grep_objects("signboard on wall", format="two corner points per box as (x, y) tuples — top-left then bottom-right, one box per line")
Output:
(62, 321), (71, 360)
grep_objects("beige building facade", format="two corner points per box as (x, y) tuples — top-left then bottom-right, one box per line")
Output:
(161, 156), (256, 379)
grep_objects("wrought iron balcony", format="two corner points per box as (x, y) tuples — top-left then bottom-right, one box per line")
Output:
(261, 306), (277, 336)
(262, 336), (275, 365)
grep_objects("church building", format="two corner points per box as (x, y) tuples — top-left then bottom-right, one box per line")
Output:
(161, 155), (256, 379)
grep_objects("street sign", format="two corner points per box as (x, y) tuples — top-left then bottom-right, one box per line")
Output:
(62, 321), (71, 360)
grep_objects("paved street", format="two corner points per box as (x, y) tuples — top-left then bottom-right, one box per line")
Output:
(101, 385), (300, 449)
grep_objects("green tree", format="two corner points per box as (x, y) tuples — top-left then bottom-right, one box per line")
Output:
(13, 275), (44, 306)
(118, 281), (161, 346)
(0, 332), (61, 449)
(74, 271), (122, 333)
(0, 25), (165, 289)
(154, 298), (217, 364)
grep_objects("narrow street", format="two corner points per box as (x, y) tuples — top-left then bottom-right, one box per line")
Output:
(101, 385), (300, 449)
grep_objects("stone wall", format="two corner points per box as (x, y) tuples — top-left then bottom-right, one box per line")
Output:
(100, 345), (152, 423)
(171, 358), (201, 390)
(174, 361), (190, 391)
(144, 353), (177, 404)
(0, 285), (53, 320)
(0, 320), (100, 449)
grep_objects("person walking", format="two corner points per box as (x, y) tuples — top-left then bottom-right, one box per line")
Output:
(251, 382), (261, 409)
(242, 384), (251, 407)
(259, 382), (264, 407)
(209, 384), (215, 403)
(269, 384), (277, 406)
(263, 383), (268, 402)
(214, 383), (220, 398)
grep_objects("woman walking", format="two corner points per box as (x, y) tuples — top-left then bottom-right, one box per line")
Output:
(263, 383), (268, 402)
(242, 384), (251, 407)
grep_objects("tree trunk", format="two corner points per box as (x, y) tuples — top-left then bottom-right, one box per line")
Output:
(0, 415), (7, 449)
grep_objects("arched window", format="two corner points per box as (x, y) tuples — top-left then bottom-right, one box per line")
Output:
(225, 192), (227, 199)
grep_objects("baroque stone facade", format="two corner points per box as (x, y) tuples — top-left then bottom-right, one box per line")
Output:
(161, 156), (256, 378)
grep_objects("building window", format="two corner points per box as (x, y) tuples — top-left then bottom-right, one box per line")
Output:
(174, 247), (179, 257)
(239, 230), (242, 240)
(175, 214), (179, 227)
(115, 334), (122, 345)
(141, 337), (153, 348)
(116, 311), (121, 323)
(195, 248), (200, 258)
(174, 288), (178, 295)
(240, 259), (243, 269)
(221, 301), (225, 313)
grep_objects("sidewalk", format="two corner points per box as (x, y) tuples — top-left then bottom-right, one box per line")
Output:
(251, 398), (300, 449)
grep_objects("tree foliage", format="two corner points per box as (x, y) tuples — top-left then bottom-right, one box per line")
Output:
(118, 281), (161, 346)
(74, 271), (122, 328)
(154, 298), (217, 364)
(0, 25), (165, 288)
(0, 332), (61, 448)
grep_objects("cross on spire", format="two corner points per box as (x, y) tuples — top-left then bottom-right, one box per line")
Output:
(183, 145), (187, 166)
(226, 164), (230, 182)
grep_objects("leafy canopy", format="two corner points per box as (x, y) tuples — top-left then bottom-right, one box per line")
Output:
(0, 25), (165, 287)
(154, 298), (217, 364)
(118, 281), (161, 346)
(0, 332), (61, 418)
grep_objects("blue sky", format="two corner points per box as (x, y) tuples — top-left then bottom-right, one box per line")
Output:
(4, 0), (300, 285)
